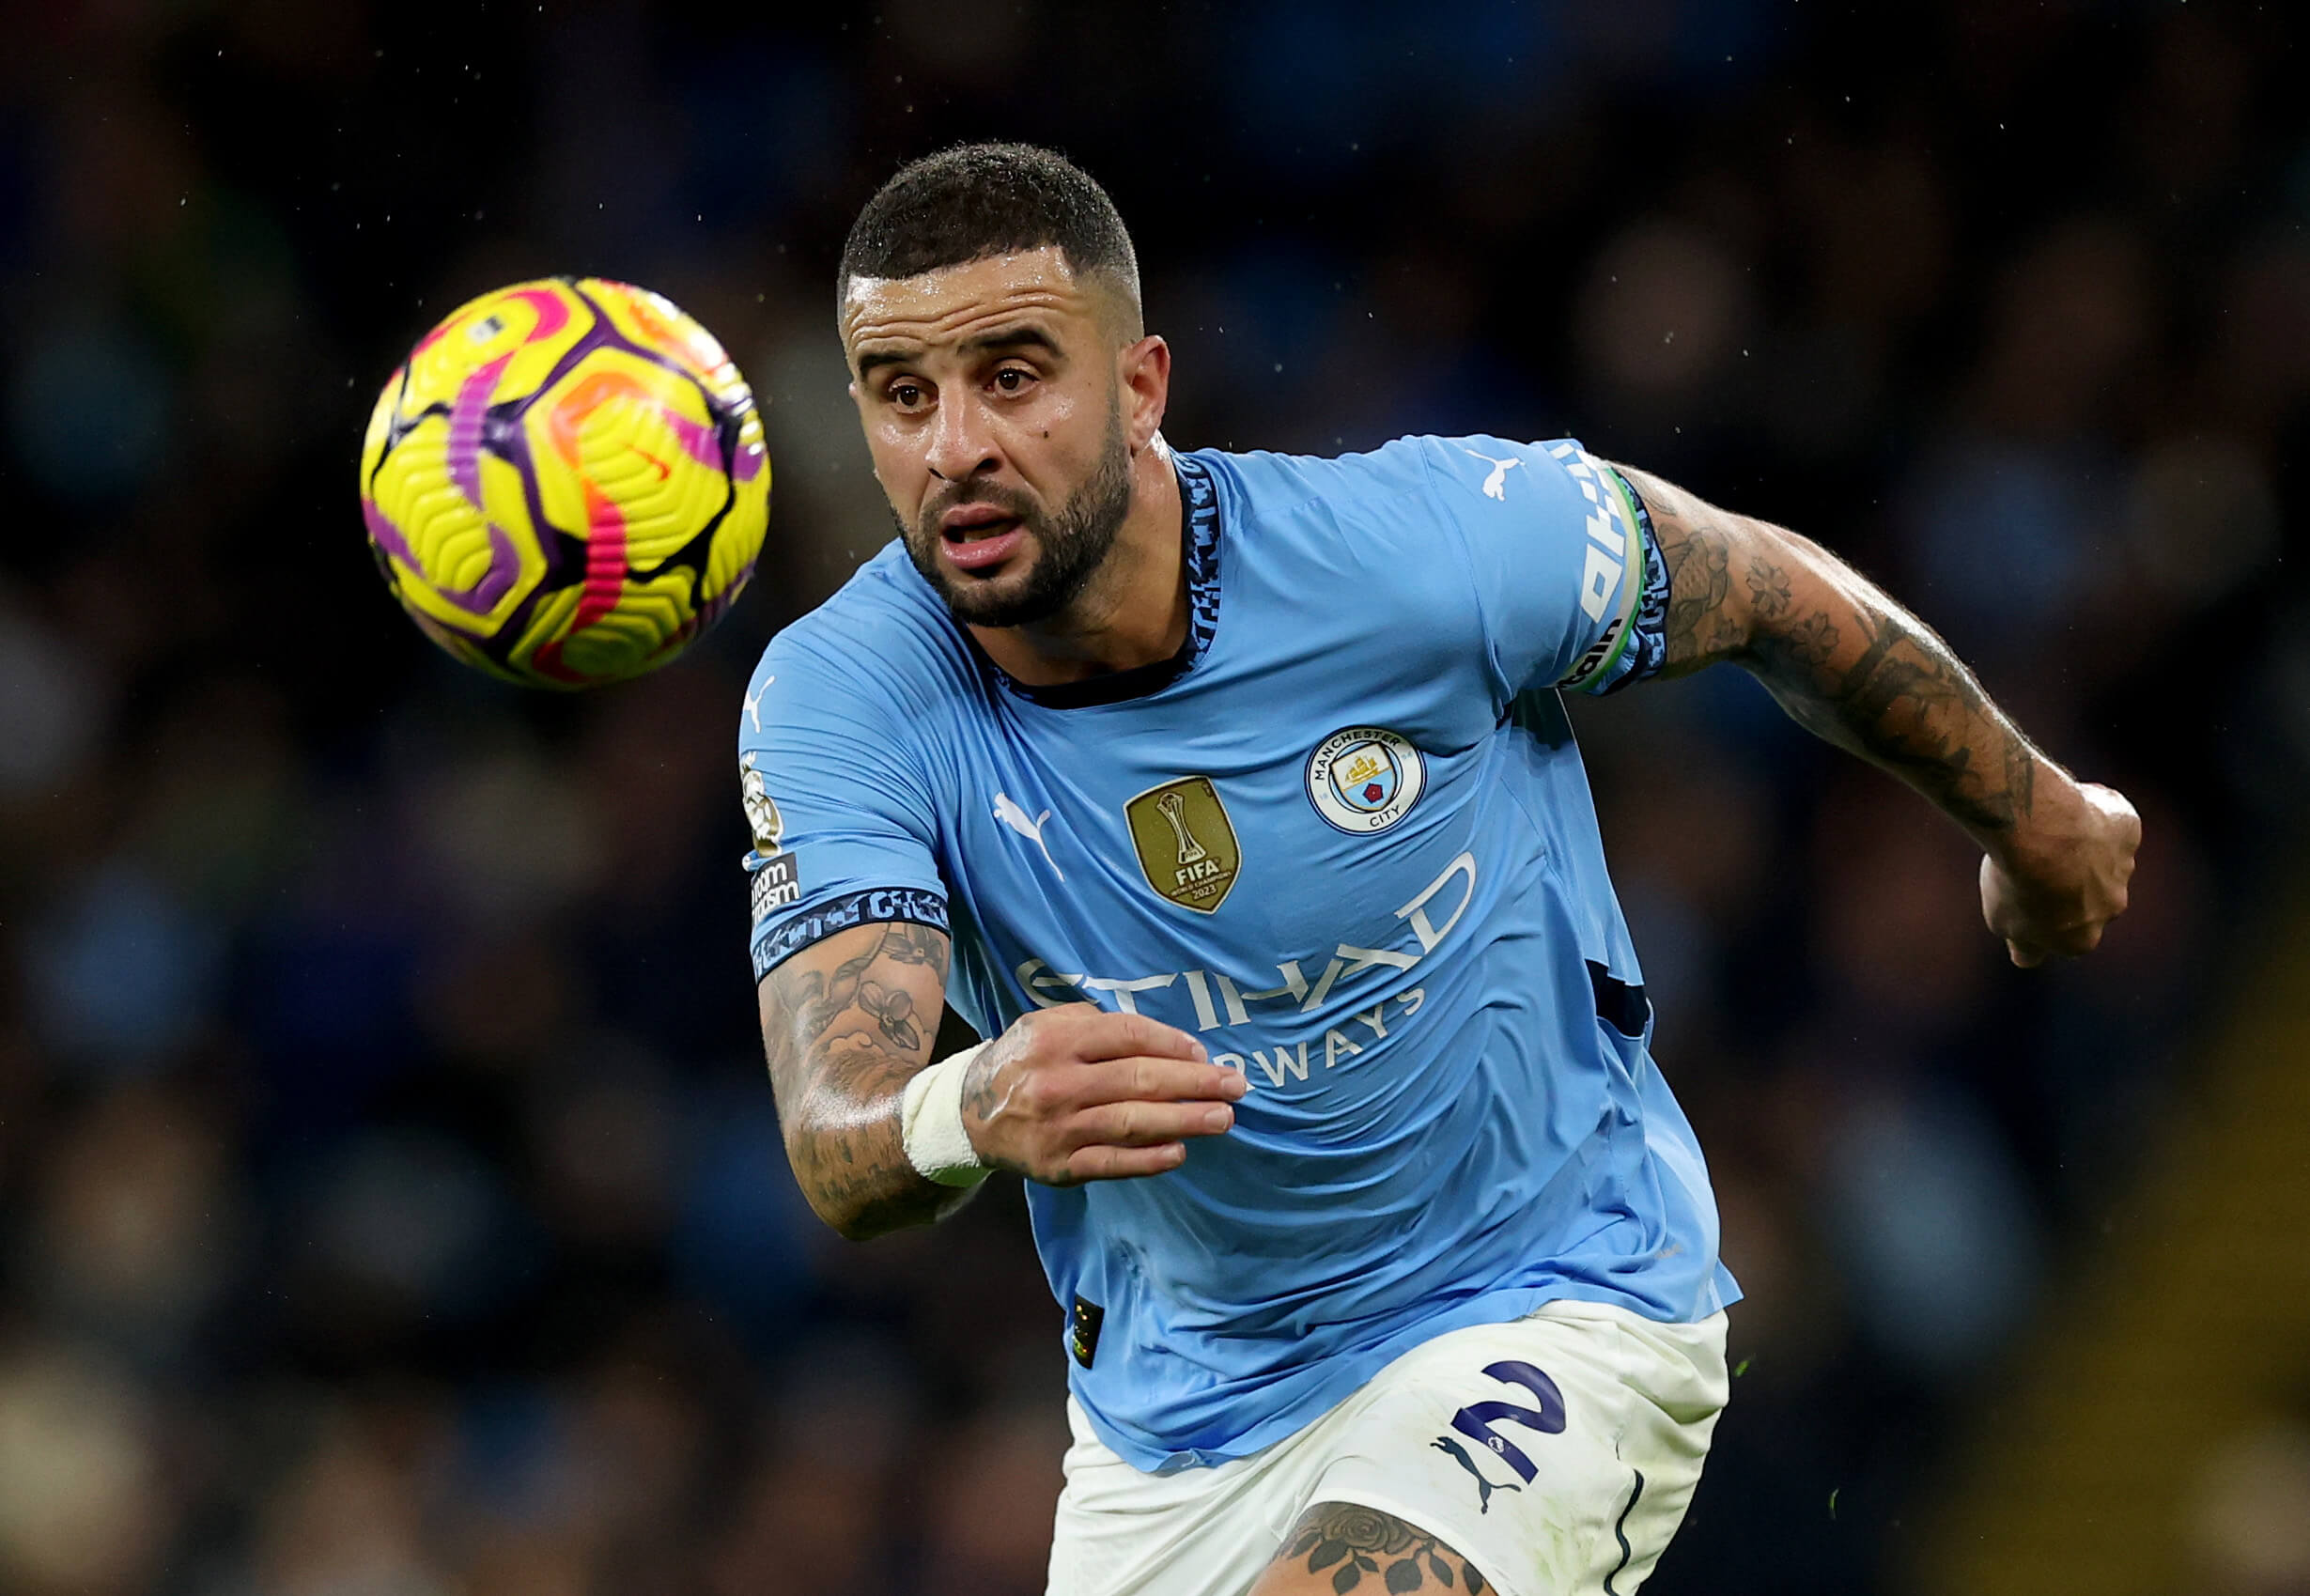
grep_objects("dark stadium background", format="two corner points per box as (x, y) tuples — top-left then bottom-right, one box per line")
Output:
(2, 2), (2306, 1592)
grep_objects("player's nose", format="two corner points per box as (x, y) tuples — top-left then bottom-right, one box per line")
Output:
(925, 392), (1001, 483)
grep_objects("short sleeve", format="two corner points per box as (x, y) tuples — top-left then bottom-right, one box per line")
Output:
(737, 639), (949, 983)
(1419, 435), (1668, 700)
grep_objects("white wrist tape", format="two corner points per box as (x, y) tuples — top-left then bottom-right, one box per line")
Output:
(901, 1041), (994, 1187)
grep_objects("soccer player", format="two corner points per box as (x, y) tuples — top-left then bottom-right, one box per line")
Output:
(738, 145), (2137, 1595)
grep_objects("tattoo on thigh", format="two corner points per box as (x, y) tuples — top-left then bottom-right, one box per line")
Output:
(1282, 1502), (1488, 1594)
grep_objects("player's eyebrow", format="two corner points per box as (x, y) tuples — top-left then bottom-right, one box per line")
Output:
(853, 345), (922, 380)
(956, 325), (1063, 361)
(854, 325), (1065, 382)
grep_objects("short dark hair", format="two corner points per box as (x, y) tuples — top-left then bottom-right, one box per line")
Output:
(838, 143), (1141, 333)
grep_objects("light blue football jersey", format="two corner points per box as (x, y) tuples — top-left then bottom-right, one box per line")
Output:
(739, 435), (1739, 1472)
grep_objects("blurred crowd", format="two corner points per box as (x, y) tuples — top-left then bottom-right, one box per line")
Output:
(1, 2), (2307, 1593)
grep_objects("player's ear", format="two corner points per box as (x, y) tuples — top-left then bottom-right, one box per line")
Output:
(1121, 334), (1170, 452)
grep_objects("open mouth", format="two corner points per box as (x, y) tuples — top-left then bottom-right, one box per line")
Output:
(938, 506), (1026, 572)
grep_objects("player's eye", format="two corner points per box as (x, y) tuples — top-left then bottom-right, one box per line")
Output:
(992, 366), (1034, 395)
(887, 380), (928, 410)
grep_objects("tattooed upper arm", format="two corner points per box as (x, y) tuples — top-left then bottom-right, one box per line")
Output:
(756, 919), (961, 1239)
(1609, 462), (1760, 674)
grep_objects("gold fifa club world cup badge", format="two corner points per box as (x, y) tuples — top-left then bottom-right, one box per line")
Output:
(1124, 776), (1241, 913)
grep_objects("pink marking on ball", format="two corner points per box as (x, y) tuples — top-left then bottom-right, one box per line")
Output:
(502, 284), (572, 342)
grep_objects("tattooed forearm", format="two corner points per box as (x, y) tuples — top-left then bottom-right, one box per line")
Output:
(758, 920), (966, 1239)
(1761, 592), (2041, 833)
(1619, 463), (2053, 841)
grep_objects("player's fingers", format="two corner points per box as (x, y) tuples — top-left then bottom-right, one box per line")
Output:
(1062, 1141), (1188, 1184)
(1075, 1055), (1247, 1107)
(1071, 1099), (1234, 1148)
(1062, 1006), (1206, 1064)
(2082, 781), (2143, 838)
(1979, 855), (2022, 939)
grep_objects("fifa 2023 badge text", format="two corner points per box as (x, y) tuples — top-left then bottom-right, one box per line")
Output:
(1124, 776), (1242, 913)
(1015, 849), (1479, 1092)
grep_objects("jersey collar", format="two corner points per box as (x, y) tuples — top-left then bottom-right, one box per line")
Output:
(980, 452), (1221, 710)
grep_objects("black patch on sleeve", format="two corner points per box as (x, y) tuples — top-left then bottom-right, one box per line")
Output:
(749, 853), (802, 922)
(1587, 960), (1652, 1039)
(1070, 1294), (1106, 1369)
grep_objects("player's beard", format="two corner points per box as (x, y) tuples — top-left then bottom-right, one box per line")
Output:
(900, 399), (1133, 629)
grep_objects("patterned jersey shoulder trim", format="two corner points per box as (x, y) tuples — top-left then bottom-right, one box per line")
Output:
(751, 886), (951, 982)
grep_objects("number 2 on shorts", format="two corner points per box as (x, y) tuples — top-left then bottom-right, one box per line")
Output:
(1448, 1360), (1566, 1483)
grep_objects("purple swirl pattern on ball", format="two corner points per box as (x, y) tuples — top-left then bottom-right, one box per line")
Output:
(362, 353), (523, 616)
(366, 276), (766, 685)
(361, 498), (422, 579)
(435, 354), (523, 612)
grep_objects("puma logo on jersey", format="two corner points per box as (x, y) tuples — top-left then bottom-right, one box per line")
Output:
(994, 791), (1065, 880)
(1461, 447), (1525, 501)
(741, 674), (775, 732)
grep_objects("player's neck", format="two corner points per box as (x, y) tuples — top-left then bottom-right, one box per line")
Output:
(969, 446), (1187, 687)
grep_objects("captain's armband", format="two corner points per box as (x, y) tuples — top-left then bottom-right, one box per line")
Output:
(1557, 463), (1668, 695)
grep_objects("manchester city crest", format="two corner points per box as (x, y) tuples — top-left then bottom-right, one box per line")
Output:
(1305, 726), (1427, 833)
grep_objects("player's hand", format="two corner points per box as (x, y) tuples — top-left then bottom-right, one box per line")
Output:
(1979, 779), (2141, 968)
(959, 1005), (1246, 1185)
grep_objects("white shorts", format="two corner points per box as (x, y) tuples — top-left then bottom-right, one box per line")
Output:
(1046, 1300), (1729, 1596)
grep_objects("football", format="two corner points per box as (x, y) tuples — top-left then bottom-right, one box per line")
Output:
(358, 277), (770, 689)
